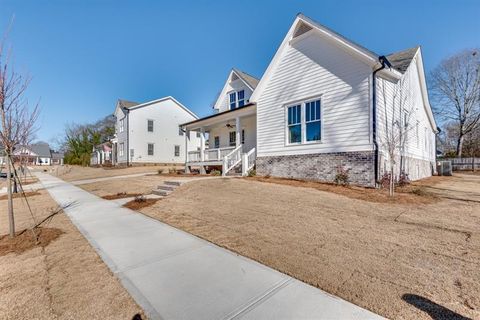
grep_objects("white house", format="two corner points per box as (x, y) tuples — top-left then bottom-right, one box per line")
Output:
(12, 142), (61, 166)
(112, 96), (201, 166)
(90, 142), (113, 166)
(182, 14), (437, 186)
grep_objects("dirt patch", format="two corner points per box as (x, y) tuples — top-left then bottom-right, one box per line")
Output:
(246, 176), (436, 204)
(0, 191), (41, 201)
(0, 227), (64, 256)
(139, 177), (480, 320)
(0, 189), (145, 319)
(124, 198), (160, 210)
(102, 192), (143, 200)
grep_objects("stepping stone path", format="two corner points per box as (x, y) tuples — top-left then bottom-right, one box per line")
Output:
(152, 180), (184, 197)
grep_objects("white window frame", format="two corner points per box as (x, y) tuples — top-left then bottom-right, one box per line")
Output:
(174, 145), (180, 157)
(229, 131), (236, 147)
(228, 89), (246, 110)
(119, 142), (124, 157)
(284, 95), (323, 146)
(147, 119), (154, 132)
(147, 143), (154, 156)
(119, 118), (124, 133)
(214, 136), (220, 149)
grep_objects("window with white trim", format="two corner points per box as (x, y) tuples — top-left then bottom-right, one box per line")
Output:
(147, 119), (154, 132)
(229, 131), (236, 146)
(174, 145), (180, 157)
(214, 136), (220, 149)
(228, 90), (245, 110)
(305, 100), (321, 142)
(287, 104), (302, 144)
(241, 129), (245, 144)
(119, 119), (124, 133)
(119, 143), (124, 157)
(147, 143), (154, 156)
(286, 98), (321, 144)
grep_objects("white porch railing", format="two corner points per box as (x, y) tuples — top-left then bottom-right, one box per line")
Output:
(222, 145), (243, 176)
(187, 146), (235, 163)
(242, 147), (256, 176)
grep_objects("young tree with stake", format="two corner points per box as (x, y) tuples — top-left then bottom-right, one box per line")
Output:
(0, 31), (39, 237)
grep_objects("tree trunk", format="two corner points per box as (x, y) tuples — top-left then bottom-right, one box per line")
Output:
(389, 162), (395, 197)
(457, 134), (464, 157)
(6, 154), (15, 237)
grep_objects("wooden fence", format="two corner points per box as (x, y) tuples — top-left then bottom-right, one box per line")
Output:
(441, 157), (480, 171)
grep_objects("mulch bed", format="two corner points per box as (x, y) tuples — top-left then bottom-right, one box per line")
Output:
(102, 192), (143, 200)
(246, 176), (436, 204)
(0, 227), (64, 256)
(123, 198), (160, 210)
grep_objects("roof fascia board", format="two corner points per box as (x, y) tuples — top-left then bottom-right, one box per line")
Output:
(182, 104), (256, 130)
(233, 69), (256, 91)
(128, 96), (198, 119)
(213, 69), (254, 109)
(414, 49), (437, 131)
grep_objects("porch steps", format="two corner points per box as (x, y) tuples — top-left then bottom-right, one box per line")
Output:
(152, 180), (185, 197)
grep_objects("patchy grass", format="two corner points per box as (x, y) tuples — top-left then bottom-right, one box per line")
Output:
(0, 227), (64, 256)
(246, 176), (436, 204)
(102, 192), (143, 200)
(123, 198), (160, 210)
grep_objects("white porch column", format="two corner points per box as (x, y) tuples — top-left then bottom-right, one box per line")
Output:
(184, 128), (190, 174)
(200, 128), (206, 174)
(200, 128), (205, 161)
(235, 117), (241, 148)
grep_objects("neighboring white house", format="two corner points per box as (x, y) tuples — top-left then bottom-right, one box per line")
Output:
(182, 14), (437, 186)
(12, 142), (63, 166)
(90, 142), (113, 166)
(112, 96), (201, 166)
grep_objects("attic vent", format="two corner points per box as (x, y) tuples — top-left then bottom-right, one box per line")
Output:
(231, 73), (239, 81)
(293, 22), (313, 39)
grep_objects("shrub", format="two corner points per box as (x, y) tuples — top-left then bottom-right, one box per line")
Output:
(397, 171), (410, 187)
(334, 166), (350, 186)
(247, 169), (256, 177)
(168, 167), (177, 174)
(210, 169), (221, 176)
(379, 172), (392, 189)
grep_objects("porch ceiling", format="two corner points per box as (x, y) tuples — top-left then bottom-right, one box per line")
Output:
(181, 104), (256, 131)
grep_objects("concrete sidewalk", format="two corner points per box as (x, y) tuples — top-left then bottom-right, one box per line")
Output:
(35, 172), (384, 320)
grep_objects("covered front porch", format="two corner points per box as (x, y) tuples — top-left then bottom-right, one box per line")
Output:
(181, 104), (257, 176)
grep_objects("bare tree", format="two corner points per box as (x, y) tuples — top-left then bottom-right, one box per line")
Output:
(380, 76), (416, 196)
(0, 30), (39, 237)
(430, 49), (480, 157)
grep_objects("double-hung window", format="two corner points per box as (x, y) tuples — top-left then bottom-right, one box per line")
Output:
(287, 104), (302, 144)
(305, 100), (321, 142)
(119, 143), (124, 157)
(174, 145), (180, 157)
(286, 98), (321, 144)
(229, 90), (245, 110)
(147, 119), (154, 132)
(147, 143), (154, 156)
(119, 119), (124, 133)
(214, 136), (220, 149)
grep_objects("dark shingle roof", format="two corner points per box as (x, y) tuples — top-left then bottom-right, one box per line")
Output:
(30, 143), (52, 158)
(233, 68), (260, 89)
(118, 99), (139, 109)
(386, 46), (419, 73)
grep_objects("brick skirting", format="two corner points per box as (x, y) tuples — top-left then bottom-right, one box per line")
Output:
(256, 151), (375, 187)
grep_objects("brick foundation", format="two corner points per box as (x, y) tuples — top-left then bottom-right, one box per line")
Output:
(256, 151), (375, 187)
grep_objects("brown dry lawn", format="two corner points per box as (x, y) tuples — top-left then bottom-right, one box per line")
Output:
(132, 173), (480, 320)
(51, 164), (182, 182)
(79, 174), (192, 198)
(0, 189), (145, 319)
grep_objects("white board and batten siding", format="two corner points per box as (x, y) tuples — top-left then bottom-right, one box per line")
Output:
(256, 31), (373, 157)
(117, 98), (201, 164)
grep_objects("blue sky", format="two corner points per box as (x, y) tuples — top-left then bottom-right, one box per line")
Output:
(1, 0), (479, 145)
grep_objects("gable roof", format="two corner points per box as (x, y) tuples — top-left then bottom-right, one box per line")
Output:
(118, 99), (139, 109)
(232, 68), (260, 90)
(123, 96), (198, 119)
(30, 143), (52, 158)
(386, 46), (420, 73)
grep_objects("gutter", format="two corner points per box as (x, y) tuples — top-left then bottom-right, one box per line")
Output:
(125, 108), (130, 167)
(372, 55), (392, 186)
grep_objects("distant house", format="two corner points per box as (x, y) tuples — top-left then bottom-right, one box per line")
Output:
(12, 142), (64, 166)
(181, 14), (437, 186)
(90, 142), (112, 166)
(111, 96), (201, 166)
